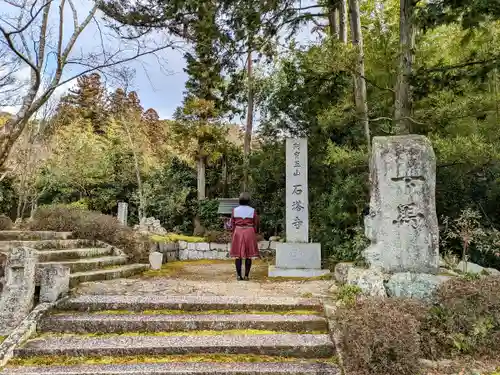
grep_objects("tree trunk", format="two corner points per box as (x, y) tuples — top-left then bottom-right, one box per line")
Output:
(462, 242), (468, 273)
(123, 117), (145, 220)
(394, 0), (416, 134)
(339, 0), (348, 44)
(194, 153), (206, 236)
(197, 155), (206, 200)
(222, 154), (228, 197)
(328, 1), (339, 38)
(243, 49), (254, 192)
(348, 0), (371, 150)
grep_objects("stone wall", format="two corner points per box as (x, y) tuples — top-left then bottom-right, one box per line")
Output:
(151, 240), (278, 262)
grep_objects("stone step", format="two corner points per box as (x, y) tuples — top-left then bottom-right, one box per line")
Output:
(39, 313), (328, 334)
(0, 239), (101, 251)
(14, 334), (335, 358)
(0, 231), (73, 241)
(1, 362), (340, 374)
(69, 264), (150, 288)
(39, 256), (128, 273)
(38, 248), (115, 262)
(58, 295), (324, 313)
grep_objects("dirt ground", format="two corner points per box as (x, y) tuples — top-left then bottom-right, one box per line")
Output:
(74, 259), (335, 298)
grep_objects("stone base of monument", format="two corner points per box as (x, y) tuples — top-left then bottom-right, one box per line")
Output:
(268, 242), (330, 278)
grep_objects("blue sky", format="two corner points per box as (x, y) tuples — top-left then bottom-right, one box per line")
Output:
(0, 0), (190, 119)
(0, 0), (319, 120)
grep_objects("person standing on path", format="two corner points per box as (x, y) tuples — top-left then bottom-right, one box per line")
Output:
(230, 192), (260, 280)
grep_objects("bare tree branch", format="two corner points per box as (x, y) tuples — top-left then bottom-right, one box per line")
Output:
(0, 0), (176, 169)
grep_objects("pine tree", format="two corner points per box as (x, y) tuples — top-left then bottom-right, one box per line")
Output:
(59, 73), (108, 135)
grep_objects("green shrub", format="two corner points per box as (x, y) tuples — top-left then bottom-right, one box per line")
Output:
(204, 230), (232, 244)
(335, 284), (362, 306)
(420, 276), (500, 359)
(0, 214), (13, 230)
(28, 205), (149, 261)
(198, 199), (221, 232)
(335, 298), (425, 375)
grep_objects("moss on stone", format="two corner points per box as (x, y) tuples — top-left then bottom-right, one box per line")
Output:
(51, 308), (322, 316)
(150, 234), (206, 243)
(141, 259), (230, 278)
(37, 328), (328, 339)
(8, 354), (339, 367)
(0, 336), (5, 343)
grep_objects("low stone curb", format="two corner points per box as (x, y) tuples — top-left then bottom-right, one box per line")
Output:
(0, 297), (68, 368)
(69, 264), (150, 288)
(58, 295), (324, 313)
(1, 361), (341, 374)
(15, 333), (335, 358)
(0, 232), (73, 242)
(37, 247), (114, 262)
(323, 302), (346, 375)
(39, 313), (328, 334)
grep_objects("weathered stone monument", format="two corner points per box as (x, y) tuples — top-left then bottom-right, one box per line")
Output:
(117, 202), (128, 226)
(39, 264), (70, 303)
(363, 135), (439, 274)
(149, 251), (163, 270)
(0, 247), (37, 335)
(339, 135), (443, 299)
(269, 138), (329, 277)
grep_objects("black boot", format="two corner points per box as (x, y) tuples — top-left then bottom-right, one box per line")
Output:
(244, 258), (252, 280)
(235, 258), (243, 280)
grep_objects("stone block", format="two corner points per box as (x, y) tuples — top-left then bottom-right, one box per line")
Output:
(149, 252), (163, 270)
(268, 266), (330, 278)
(210, 243), (227, 251)
(486, 267), (500, 276)
(334, 262), (355, 285)
(456, 261), (484, 274)
(285, 138), (309, 243)
(258, 241), (270, 250)
(386, 272), (451, 300)
(187, 242), (197, 250)
(117, 202), (128, 226)
(166, 251), (178, 262)
(363, 135), (439, 274)
(39, 265), (70, 303)
(178, 249), (188, 261)
(0, 247), (38, 335)
(269, 241), (278, 250)
(275, 242), (322, 269)
(218, 251), (229, 260)
(178, 241), (188, 250)
(196, 242), (210, 251)
(346, 267), (386, 297)
(159, 243), (178, 253)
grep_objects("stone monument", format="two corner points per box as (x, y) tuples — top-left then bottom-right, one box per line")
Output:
(117, 202), (128, 226)
(338, 135), (443, 299)
(269, 138), (330, 277)
(363, 135), (439, 274)
(0, 247), (37, 335)
(39, 264), (70, 303)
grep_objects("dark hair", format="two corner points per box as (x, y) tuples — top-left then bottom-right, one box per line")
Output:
(239, 192), (251, 206)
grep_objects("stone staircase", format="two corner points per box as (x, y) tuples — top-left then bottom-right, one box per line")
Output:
(2, 295), (340, 374)
(0, 231), (149, 288)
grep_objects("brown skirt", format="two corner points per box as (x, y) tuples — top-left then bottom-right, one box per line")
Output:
(230, 227), (260, 259)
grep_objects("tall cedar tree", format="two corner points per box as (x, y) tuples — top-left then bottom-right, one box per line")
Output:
(58, 73), (108, 134)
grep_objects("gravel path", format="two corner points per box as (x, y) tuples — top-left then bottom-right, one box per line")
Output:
(74, 260), (334, 298)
